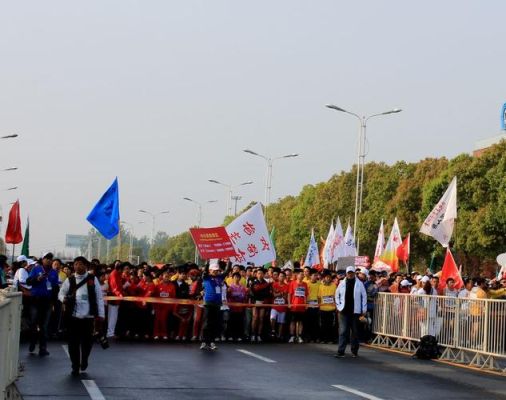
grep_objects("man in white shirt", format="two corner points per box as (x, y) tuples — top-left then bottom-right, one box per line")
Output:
(59, 256), (105, 376)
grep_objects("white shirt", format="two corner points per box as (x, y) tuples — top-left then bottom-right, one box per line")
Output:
(13, 267), (31, 290)
(58, 273), (105, 319)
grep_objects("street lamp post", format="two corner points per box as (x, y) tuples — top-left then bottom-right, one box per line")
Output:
(325, 104), (401, 253)
(120, 221), (135, 263)
(231, 195), (242, 216)
(138, 209), (170, 247)
(183, 198), (218, 264)
(243, 149), (299, 220)
(208, 179), (253, 216)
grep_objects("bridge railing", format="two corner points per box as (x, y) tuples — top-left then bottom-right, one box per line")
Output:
(0, 289), (22, 399)
(372, 292), (506, 373)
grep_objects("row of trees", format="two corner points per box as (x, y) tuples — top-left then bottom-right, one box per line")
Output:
(85, 141), (505, 274)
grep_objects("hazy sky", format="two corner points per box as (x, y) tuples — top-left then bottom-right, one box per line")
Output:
(1, 1), (505, 256)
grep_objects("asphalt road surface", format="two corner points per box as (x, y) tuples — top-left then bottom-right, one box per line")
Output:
(16, 341), (506, 400)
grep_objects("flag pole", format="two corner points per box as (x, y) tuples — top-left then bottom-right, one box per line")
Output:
(11, 244), (15, 263)
(117, 220), (121, 260)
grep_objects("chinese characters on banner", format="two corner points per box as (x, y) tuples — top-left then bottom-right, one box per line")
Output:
(189, 227), (238, 260)
(226, 203), (276, 266)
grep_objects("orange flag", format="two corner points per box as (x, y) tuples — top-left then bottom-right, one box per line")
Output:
(439, 248), (464, 290)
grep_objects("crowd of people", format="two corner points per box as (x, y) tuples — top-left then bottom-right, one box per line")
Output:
(2, 252), (506, 355)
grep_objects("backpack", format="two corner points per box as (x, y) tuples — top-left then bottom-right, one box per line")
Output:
(415, 335), (440, 360)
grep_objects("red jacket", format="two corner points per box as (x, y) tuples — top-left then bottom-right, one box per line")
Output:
(108, 269), (124, 305)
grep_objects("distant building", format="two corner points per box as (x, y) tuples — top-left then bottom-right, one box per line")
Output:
(473, 103), (506, 157)
(473, 133), (506, 157)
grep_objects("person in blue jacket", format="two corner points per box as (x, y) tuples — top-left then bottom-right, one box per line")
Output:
(26, 252), (59, 356)
(200, 261), (228, 350)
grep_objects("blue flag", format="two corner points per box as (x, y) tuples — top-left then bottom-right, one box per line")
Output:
(86, 178), (120, 239)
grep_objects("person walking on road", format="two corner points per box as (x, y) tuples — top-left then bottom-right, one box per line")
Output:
(26, 252), (59, 356)
(201, 262), (225, 350)
(59, 256), (105, 376)
(335, 266), (367, 358)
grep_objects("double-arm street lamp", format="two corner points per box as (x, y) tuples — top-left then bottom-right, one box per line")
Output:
(208, 179), (253, 216)
(325, 104), (402, 252)
(243, 149), (299, 220)
(138, 209), (170, 246)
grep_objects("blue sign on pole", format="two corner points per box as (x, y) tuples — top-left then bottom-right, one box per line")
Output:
(502, 103), (506, 130)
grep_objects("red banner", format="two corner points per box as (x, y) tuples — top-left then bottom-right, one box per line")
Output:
(5, 200), (23, 244)
(189, 227), (237, 260)
(355, 256), (370, 267)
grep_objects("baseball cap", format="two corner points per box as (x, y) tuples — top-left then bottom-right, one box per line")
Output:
(209, 263), (220, 271)
(42, 252), (54, 260)
(26, 259), (37, 266)
(400, 279), (412, 287)
(16, 255), (29, 263)
(346, 266), (356, 273)
(421, 276), (430, 283)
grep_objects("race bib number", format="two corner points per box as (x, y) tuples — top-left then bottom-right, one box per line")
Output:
(294, 287), (305, 297)
(160, 292), (170, 298)
(274, 298), (286, 305)
(215, 286), (221, 294)
(79, 293), (89, 302)
(308, 300), (318, 305)
(322, 296), (334, 304)
(46, 281), (52, 291)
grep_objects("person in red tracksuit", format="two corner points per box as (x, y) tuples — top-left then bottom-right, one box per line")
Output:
(106, 262), (126, 338)
(139, 271), (156, 339)
(153, 272), (176, 340)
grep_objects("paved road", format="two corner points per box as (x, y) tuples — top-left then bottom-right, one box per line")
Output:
(16, 341), (506, 400)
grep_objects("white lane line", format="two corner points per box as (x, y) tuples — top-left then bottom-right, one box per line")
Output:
(82, 380), (106, 400)
(236, 349), (277, 363)
(62, 344), (70, 358)
(332, 385), (384, 400)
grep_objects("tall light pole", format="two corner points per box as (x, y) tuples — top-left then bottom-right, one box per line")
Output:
(120, 221), (135, 263)
(208, 179), (253, 216)
(183, 198), (218, 227)
(231, 195), (242, 216)
(243, 149), (299, 220)
(138, 209), (170, 247)
(183, 198), (218, 264)
(325, 104), (401, 252)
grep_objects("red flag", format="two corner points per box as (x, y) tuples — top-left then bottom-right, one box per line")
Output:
(5, 200), (23, 244)
(439, 248), (464, 290)
(396, 233), (410, 262)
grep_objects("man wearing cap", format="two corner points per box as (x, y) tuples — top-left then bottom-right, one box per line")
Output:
(335, 266), (367, 358)
(201, 262), (226, 350)
(26, 252), (59, 356)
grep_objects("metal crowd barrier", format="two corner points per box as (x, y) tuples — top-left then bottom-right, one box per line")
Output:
(0, 289), (22, 400)
(371, 292), (506, 373)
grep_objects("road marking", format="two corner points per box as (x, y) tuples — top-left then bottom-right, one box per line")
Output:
(332, 385), (384, 400)
(62, 344), (70, 358)
(236, 349), (277, 363)
(82, 380), (106, 400)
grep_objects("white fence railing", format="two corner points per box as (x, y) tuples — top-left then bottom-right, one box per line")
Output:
(0, 289), (22, 399)
(372, 292), (506, 373)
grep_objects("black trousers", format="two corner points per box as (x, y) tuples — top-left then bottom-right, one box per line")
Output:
(319, 310), (336, 342)
(304, 308), (320, 340)
(202, 304), (221, 344)
(227, 311), (244, 339)
(67, 317), (95, 371)
(29, 297), (52, 351)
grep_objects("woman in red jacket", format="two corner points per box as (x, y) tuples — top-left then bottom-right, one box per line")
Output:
(153, 272), (176, 340)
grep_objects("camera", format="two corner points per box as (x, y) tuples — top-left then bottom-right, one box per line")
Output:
(93, 333), (110, 349)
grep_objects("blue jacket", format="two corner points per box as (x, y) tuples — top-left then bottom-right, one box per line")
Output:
(202, 274), (224, 305)
(28, 265), (58, 297)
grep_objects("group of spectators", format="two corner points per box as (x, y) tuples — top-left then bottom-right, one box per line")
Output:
(2, 252), (505, 353)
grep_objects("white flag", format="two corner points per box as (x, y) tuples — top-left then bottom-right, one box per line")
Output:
(420, 177), (457, 248)
(226, 203), (276, 266)
(304, 229), (320, 267)
(374, 220), (385, 262)
(343, 223), (357, 257)
(331, 217), (346, 262)
(322, 222), (335, 268)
